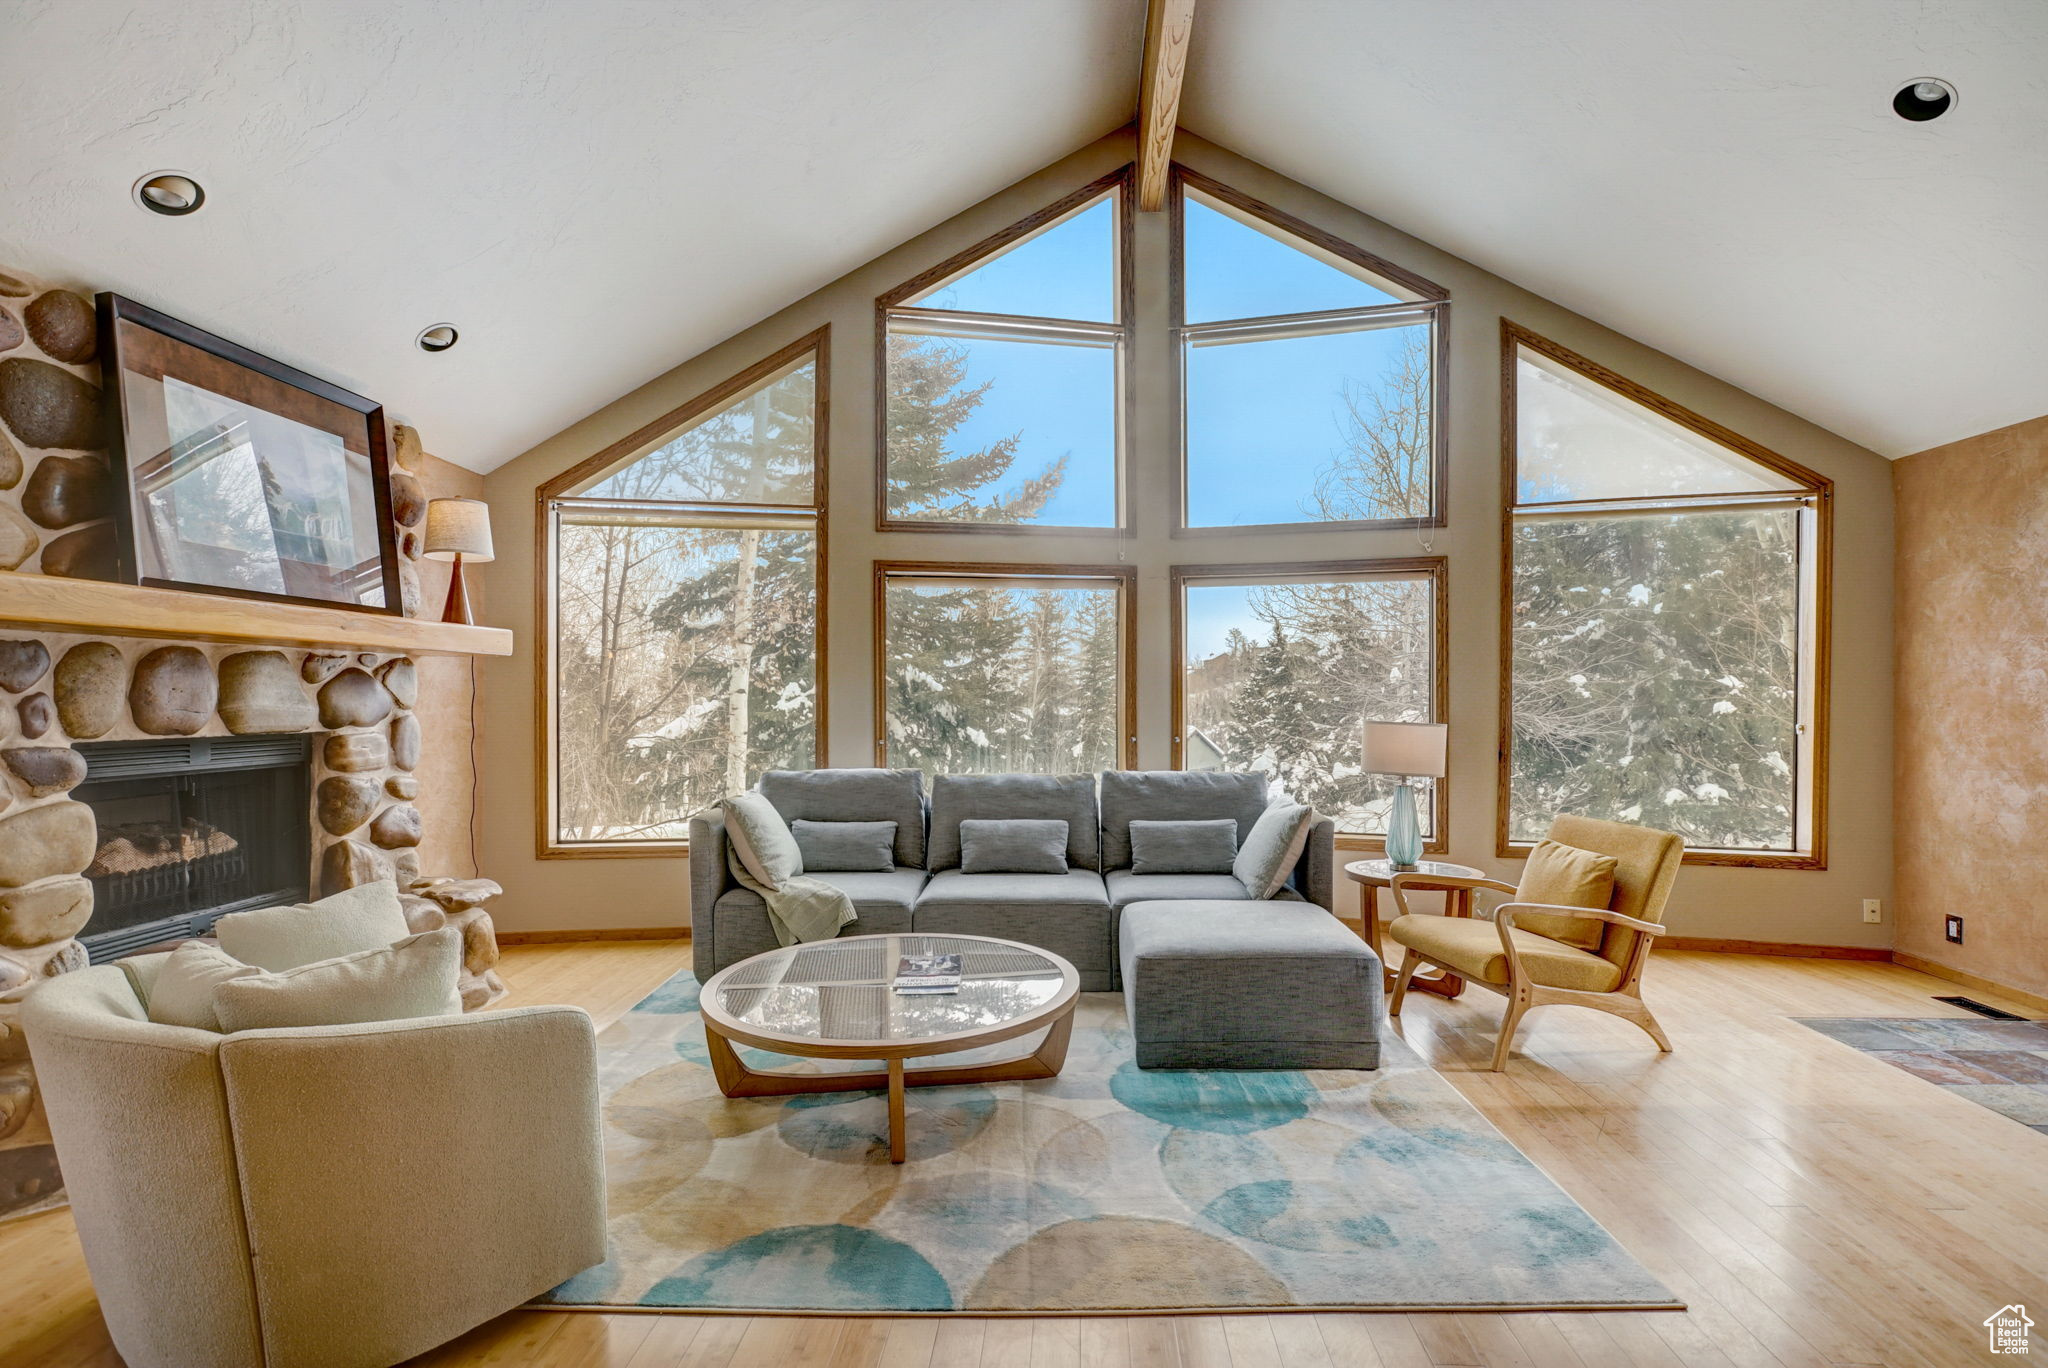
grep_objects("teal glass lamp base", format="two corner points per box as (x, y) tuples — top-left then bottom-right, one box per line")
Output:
(1386, 781), (1423, 869)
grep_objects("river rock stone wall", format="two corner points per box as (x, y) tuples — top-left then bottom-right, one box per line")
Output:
(0, 268), (118, 579)
(0, 262), (496, 1222)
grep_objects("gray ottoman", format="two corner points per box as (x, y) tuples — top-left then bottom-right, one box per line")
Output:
(1120, 900), (1383, 1070)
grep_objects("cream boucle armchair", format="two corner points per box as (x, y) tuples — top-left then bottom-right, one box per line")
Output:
(23, 962), (606, 1368)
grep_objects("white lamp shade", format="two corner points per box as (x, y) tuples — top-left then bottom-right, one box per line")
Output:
(1362, 720), (1447, 778)
(422, 497), (494, 563)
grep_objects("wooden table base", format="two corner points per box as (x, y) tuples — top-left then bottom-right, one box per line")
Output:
(704, 1008), (1076, 1163)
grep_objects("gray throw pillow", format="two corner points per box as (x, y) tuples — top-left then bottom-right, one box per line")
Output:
(959, 818), (1070, 875)
(723, 791), (803, 890)
(1128, 818), (1240, 875)
(791, 820), (897, 872)
(1233, 801), (1313, 899)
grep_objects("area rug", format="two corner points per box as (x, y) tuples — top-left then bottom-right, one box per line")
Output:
(539, 971), (1680, 1313)
(1798, 1017), (2048, 1135)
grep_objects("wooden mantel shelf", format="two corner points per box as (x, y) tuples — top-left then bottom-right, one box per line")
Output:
(0, 574), (514, 657)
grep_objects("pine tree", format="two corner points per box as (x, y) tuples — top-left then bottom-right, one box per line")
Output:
(883, 334), (1067, 523)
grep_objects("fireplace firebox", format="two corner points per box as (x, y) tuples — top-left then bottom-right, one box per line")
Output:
(74, 736), (312, 962)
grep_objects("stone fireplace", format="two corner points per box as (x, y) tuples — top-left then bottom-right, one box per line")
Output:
(0, 261), (511, 1220)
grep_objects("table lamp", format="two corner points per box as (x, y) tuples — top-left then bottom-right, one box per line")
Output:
(1362, 720), (1447, 870)
(423, 497), (494, 625)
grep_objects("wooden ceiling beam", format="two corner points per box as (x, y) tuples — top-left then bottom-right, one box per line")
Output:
(1136, 0), (1196, 211)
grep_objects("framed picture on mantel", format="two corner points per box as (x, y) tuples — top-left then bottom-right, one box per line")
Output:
(95, 293), (401, 614)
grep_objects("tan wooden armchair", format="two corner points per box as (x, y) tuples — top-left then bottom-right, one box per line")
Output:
(1386, 815), (1683, 1071)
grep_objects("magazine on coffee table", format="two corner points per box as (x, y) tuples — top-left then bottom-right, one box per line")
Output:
(893, 951), (963, 995)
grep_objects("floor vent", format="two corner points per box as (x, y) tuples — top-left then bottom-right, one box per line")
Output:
(1933, 995), (2028, 1021)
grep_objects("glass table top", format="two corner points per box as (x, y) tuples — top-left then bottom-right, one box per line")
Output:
(706, 935), (1068, 1043)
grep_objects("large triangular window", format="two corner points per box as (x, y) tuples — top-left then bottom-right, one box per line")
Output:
(1503, 323), (1830, 865)
(878, 168), (1128, 530)
(539, 333), (826, 853)
(1176, 167), (1446, 532)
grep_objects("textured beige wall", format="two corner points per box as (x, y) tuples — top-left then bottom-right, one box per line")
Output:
(1894, 415), (2048, 999)
(477, 129), (1895, 943)
(412, 451), (482, 879)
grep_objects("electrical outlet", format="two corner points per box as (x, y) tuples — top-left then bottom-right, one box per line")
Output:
(1945, 915), (1964, 944)
(1862, 899), (1883, 924)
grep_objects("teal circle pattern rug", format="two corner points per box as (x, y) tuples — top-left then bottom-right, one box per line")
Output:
(536, 972), (1679, 1313)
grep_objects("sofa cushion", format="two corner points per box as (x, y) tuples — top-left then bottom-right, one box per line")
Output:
(712, 869), (927, 967)
(761, 768), (928, 868)
(1104, 871), (1254, 910)
(723, 791), (803, 890)
(213, 882), (410, 972)
(1099, 770), (1269, 870)
(1234, 801), (1313, 899)
(1128, 818), (1239, 874)
(1513, 839), (1618, 951)
(913, 869), (1113, 985)
(147, 943), (263, 1031)
(959, 818), (1069, 875)
(791, 820), (897, 873)
(212, 927), (465, 1032)
(1388, 913), (1624, 993)
(928, 773), (1099, 872)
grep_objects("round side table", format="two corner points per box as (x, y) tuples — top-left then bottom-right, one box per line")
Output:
(1344, 858), (1492, 1000)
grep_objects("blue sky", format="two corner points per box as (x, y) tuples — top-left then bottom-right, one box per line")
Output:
(909, 194), (1413, 530)
(1185, 583), (1273, 663)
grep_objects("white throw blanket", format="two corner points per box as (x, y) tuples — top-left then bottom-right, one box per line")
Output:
(725, 846), (857, 947)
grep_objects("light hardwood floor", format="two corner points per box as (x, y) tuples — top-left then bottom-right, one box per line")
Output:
(5, 941), (2044, 1368)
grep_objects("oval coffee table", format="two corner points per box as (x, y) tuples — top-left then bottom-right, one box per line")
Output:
(697, 933), (1080, 1163)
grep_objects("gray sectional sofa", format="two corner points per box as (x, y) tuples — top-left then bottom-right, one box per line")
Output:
(688, 768), (1336, 991)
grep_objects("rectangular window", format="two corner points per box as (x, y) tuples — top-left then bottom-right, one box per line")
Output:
(876, 563), (1135, 775)
(878, 171), (1129, 533)
(540, 334), (826, 855)
(1508, 507), (1802, 852)
(1173, 559), (1446, 844)
(1175, 170), (1447, 534)
(1502, 323), (1829, 867)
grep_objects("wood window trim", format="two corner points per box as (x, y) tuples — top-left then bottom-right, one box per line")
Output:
(1495, 319), (1833, 871)
(875, 166), (1136, 537)
(871, 559), (1140, 772)
(535, 327), (832, 860)
(1168, 164), (1451, 540)
(1168, 556), (1450, 854)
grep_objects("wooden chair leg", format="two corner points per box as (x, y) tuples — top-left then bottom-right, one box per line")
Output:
(1607, 993), (1673, 1052)
(1390, 951), (1423, 1015)
(1491, 988), (1533, 1072)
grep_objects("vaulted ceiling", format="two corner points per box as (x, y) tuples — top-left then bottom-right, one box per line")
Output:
(4, 0), (2041, 470)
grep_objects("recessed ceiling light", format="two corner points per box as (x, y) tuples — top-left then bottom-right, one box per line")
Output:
(1893, 78), (1955, 122)
(415, 324), (459, 353)
(132, 171), (205, 216)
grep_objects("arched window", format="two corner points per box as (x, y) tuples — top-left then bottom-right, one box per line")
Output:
(538, 331), (826, 854)
(1502, 322), (1830, 866)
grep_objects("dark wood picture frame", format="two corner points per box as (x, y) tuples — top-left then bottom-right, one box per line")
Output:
(95, 292), (402, 615)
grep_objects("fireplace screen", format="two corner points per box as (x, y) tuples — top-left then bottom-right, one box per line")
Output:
(74, 736), (311, 961)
